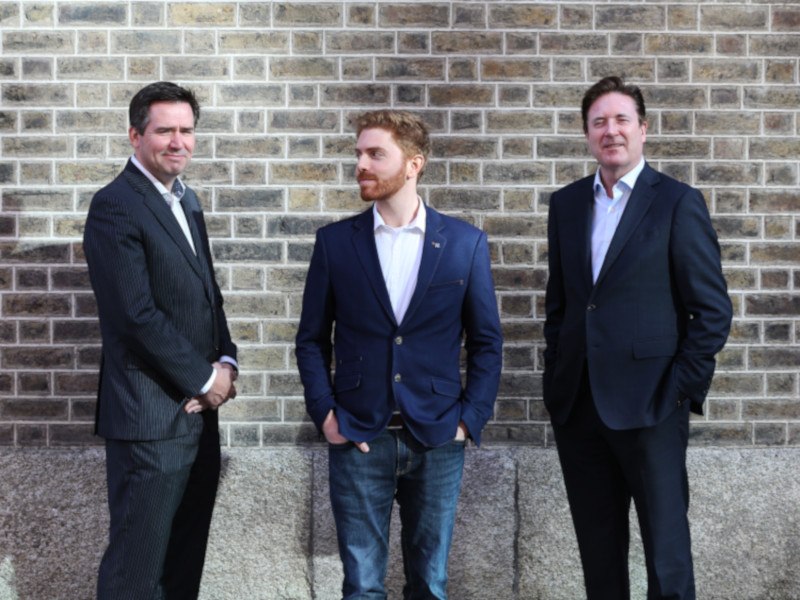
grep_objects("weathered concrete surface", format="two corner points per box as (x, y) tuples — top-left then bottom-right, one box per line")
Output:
(0, 447), (799, 599)
(201, 450), (315, 600)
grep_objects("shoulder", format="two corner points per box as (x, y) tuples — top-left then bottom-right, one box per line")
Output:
(315, 208), (368, 238)
(551, 174), (594, 204)
(428, 206), (484, 239)
(641, 163), (698, 198)
(180, 184), (203, 211)
(89, 170), (139, 212)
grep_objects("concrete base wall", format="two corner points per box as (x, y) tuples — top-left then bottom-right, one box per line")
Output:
(1, 447), (798, 600)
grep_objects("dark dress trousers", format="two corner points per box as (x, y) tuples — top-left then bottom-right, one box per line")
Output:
(84, 160), (236, 599)
(543, 163), (732, 599)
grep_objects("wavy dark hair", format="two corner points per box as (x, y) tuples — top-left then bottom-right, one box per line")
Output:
(581, 76), (646, 133)
(129, 81), (200, 134)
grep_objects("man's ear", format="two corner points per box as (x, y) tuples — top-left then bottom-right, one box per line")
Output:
(406, 154), (425, 180)
(128, 126), (140, 149)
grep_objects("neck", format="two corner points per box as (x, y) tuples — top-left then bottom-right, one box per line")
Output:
(376, 188), (420, 228)
(598, 169), (619, 197)
(132, 155), (177, 191)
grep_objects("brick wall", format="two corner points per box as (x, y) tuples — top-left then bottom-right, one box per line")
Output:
(0, 1), (797, 448)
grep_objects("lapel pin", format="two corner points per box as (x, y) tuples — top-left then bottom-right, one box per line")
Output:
(432, 241), (440, 248)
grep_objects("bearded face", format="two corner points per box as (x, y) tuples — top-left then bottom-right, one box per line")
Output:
(355, 128), (412, 203)
(357, 161), (407, 202)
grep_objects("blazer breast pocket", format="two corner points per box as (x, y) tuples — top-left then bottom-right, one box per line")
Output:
(635, 227), (664, 242)
(427, 279), (464, 293)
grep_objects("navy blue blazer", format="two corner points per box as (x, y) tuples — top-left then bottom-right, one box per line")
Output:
(543, 163), (732, 429)
(295, 205), (503, 447)
(84, 161), (237, 440)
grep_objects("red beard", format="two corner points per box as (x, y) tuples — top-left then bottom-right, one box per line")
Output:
(357, 164), (407, 202)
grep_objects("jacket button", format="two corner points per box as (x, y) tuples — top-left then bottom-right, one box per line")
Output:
(587, 304), (596, 311)
(395, 336), (403, 345)
(394, 373), (402, 383)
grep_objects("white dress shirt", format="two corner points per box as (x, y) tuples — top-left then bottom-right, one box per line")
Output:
(130, 155), (195, 254)
(591, 158), (646, 283)
(373, 198), (426, 325)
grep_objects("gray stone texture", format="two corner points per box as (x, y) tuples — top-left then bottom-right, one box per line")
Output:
(1, 447), (800, 599)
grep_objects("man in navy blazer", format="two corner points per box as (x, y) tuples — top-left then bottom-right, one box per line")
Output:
(296, 110), (503, 599)
(544, 76), (732, 599)
(84, 82), (237, 599)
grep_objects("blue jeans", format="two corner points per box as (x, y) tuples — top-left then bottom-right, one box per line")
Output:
(328, 429), (466, 600)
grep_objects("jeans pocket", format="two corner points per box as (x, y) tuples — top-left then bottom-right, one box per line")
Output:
(328, 441), (352, 450)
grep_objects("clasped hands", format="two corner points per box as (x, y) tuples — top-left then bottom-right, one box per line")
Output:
(183, 362), (237, 414)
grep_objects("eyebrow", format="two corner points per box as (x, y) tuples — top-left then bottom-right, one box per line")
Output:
(355, 145), (385, 154)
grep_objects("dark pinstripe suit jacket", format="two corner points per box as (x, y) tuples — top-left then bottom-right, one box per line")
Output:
(84, 160), (236, 441)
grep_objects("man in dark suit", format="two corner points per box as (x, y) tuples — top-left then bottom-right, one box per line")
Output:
(296, 110), (503, 599)
(83, 81), (237, 599)
(543, 76), (732, 599)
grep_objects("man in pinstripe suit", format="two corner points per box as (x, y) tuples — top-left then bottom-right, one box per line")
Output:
(84, 82), (238, 600)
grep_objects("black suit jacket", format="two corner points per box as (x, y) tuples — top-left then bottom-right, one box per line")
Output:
(84, 160), (236, 441)
(543, 163), (732, 429)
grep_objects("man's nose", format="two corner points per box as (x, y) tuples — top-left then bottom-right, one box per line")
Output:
(168, 131), (184, 147)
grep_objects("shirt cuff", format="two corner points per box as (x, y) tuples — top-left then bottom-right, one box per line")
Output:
(199, 367), (216, 395)
(218, 355), (238, 372)
(199, 357), (238, 395)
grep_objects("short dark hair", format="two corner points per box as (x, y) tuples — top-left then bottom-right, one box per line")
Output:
(581, 76), (646, 133)
(129, 81), (200, 134)
(354, 109), (431, 180)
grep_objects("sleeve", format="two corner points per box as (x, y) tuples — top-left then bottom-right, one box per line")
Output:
(669, 187), (733, 413)
(194, 196), (238, 364)
(460, 232), (504, 446)
(542, 192), (564, 398)
(294, 229), (337, 430)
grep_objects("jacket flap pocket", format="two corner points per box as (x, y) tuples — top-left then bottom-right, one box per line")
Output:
(633, 337), (678, 358)
(431, 377), (462, 398)
(334, 373), (361, 392)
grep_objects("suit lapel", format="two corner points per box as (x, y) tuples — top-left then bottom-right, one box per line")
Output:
(351, 208), (397, 325)
(123, 162), (206, 283)
(180, 195), (205, 260)
(560, 177), (594, 296)
(180, 190), (216, 303)
(594, 163), (658, 287)
(401, 206), (446, 325)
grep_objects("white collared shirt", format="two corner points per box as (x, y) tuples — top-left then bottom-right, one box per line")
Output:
(591, 158), (646, 283)
(373, 199), (426, 324)
(130, 155), (196, 254)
